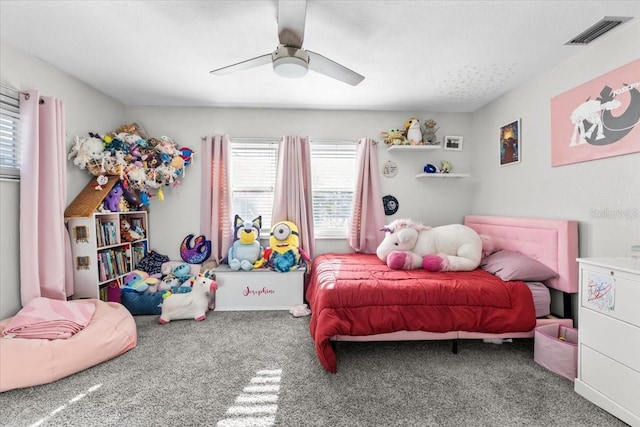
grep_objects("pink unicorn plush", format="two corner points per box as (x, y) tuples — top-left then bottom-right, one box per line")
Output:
(376, 219), (484, 272)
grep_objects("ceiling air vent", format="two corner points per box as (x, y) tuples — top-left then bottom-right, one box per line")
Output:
(565, 16), (632, 45)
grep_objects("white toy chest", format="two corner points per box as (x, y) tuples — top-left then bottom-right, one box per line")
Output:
(213, 265), (305, 311)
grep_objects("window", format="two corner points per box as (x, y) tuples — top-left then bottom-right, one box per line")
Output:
(229, 138), (357, 239)
(310, 140), (357, 238)
(0, 87), (21, 181)
(229, 138), (278, 234)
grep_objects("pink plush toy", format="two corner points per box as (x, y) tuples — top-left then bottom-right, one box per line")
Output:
(158, 274), (218, 323)
(376, 219), (484, 272)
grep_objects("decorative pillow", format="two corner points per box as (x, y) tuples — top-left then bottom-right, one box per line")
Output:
(479, 250), (558, 281)
(136, 251), (170, 275)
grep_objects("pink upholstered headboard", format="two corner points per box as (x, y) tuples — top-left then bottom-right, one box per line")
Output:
(464, 215), (578, 293)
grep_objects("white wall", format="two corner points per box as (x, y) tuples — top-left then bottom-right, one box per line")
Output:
(1, 20), (637, 319)
(470, 20), (640, 258)
(123, 106), (474, 260)
(0, 42), (124, 318)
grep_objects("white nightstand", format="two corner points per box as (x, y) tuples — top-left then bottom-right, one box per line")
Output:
(574, 258), (640, 427)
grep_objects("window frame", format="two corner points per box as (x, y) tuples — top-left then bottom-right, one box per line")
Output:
(309, 139), (357, 239)
(228, 137), (357, 240)
(0, 86), (21, 181)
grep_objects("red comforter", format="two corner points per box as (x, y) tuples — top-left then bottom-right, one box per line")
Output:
(306, 253), (536, 372)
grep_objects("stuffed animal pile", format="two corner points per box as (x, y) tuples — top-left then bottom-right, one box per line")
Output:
(376, 219), (484, 272)
(68, 123), (195, 205)
(381, 117), (443, 146)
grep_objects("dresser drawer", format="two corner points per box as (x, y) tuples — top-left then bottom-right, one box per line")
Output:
(580, 265), (640, 327)
(579, 307), (640, 372)
(580, 344), (640, 418)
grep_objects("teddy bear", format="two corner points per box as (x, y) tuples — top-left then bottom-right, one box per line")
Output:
(120, 218), (142, 242)
(376, 219), (483, 272)
(422, 119), (440, 145)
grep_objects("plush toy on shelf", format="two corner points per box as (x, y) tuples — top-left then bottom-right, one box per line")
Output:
(158, 274), (218, 323)
(380, 128), (408, 145)
(255, 220), (309, 273)
(405, 117), (423, 145)
(227, 215), (262, 271)
(102, 182), (125, 212)
(440, 160), (452, 173)
(120, 218), (142, 242)
(422, 119), (440, 145)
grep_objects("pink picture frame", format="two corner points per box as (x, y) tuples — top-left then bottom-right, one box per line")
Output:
(550, 58), (640, 167)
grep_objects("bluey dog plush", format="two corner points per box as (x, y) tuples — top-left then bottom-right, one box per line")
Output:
(228, 215), (262, 271)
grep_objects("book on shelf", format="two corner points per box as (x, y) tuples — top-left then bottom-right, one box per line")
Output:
(132, 242), (147, 268)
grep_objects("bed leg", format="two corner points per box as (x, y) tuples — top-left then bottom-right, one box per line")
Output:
(563, 292), (573, 319)
(452, 339), (458, 354)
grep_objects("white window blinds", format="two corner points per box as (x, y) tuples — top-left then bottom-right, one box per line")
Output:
(229, 138), (278, 234)
(0, 87), (21, 181)
(229, 138), (357, 239)
(310, 140), (357, 238)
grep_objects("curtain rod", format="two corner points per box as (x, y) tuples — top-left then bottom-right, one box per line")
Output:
(0, 83), (31, 100)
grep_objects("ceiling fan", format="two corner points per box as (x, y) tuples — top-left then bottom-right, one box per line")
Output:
(209, 0), (364, 86)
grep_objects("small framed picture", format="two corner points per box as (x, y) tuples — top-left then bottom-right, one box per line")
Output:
(443, 135), (463, 151)
(382, 160), (398, 178)
(500, 118), (521, 166)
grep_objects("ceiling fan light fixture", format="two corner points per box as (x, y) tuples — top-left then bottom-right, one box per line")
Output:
(273, 55), (308, 78)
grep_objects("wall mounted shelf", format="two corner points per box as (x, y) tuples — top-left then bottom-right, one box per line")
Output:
(415, 173), (470, 179)
(387, 145), (441, 152)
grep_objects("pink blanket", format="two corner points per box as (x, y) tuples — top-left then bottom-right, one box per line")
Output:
(2, 297), (96, 340)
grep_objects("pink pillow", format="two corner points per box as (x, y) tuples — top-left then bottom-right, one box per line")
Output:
(480, 250), (558, 281)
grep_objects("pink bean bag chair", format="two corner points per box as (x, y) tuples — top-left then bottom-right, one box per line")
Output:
(0, 298), (137, 392)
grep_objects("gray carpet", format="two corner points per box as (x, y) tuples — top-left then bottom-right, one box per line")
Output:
(0, 311), (627, 427)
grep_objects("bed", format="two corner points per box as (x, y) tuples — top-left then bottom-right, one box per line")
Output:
(306, 215), (578, 373)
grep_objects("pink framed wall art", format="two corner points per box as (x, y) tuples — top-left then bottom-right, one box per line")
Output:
(550, 58), (640, 167)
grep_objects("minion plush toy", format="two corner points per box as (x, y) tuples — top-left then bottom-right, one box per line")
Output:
(256, 220), (309, 272)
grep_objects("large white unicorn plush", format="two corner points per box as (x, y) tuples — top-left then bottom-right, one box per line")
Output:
(376, 219), (484, 272)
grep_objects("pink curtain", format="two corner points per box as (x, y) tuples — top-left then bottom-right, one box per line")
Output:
(19, 91), (73, 305)
(272, 135), (315, 258)
(200, 135), (233, 265)
(348, 138), (385, 253)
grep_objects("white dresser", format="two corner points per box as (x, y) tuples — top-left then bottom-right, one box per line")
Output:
(575, 258), (640, 427)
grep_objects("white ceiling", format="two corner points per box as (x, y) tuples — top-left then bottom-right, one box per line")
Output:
(1, 1), (638, 113)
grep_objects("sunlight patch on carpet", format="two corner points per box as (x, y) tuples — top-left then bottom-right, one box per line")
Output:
(217, 369), (282, 427)
(28, 384), (102, 427)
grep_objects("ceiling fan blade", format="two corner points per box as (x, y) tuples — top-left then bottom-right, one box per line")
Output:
(210, 53), (272, 75)
(278, 0), (306, 48)
(307, 50), (365, 86)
